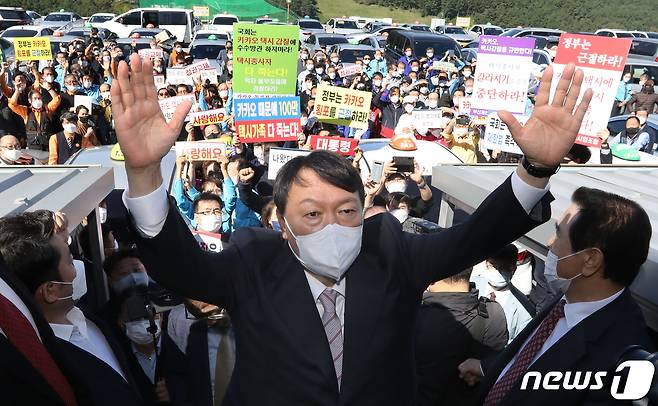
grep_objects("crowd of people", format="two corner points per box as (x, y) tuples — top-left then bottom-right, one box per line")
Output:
(0, 23), (656, 406)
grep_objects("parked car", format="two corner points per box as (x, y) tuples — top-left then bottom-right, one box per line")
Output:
(0, 37), (14, 61)
(0, 25), (54, 38)
(325, 18), (362, 35)
(297, 18), (325, 43)
(499, 27), (564, 38)
(362, 21), (391, 33)
(41, 11), (84, 30)
(47, 33), (85, 56)
(129, 27), (176, 40)
(192, 30), (230, 42)
(646, 32), (658, 39)
(628, 38), (658, 62)
(0, 7), (31, 31)
(624, 58), (658, 94)
(347, 25), (407, 44)
(385, 30), (460, 65)
(87, 13), (116, 28)
(328, 43), (376, 67)
(208, 13), (239, 34)
(467, 24), (503, 39)
(401, 23), (431, 32)
(357, 35), (386, 50)
(189, 38), (227, 71)
(26, 10), (43, 25)
(254, 17), (275, 24)
(434, 25), (473, 46)
(595, 29), (639, 38)
(65, 27), (117, 41)
(303, 33), (349, 54)
(102, 8), (200, 45)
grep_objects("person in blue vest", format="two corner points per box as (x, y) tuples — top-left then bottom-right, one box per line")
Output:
(612, 71), (633, 117)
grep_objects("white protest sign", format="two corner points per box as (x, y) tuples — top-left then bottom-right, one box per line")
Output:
(411, 109), (443, 128)
(458, 97), (471, 115)
(268, 148), (311, 180)
(338, 64), (363, 78)
(185, 59), (212, 76)
(192, 230), (223, 252)
(74, 95), (92, 110)
(166, 68), (194, 85)
(138, 48), (164, 61)
(175, 141), (226, 160)
(432, 61), (457, 72)
(154, 75), (166, 90)
(158, 94), (197, 122)
(188, 108), (226, 126)
(200, 69), (219, 84)
(482, 111), (527, 154)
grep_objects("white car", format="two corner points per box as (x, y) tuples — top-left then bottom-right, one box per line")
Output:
(41, 11), (84, 30)
(208, 13), (239, 35)
(0, 25), (54, 38)
(467, 24), (503, 39)
(87, 13), (115, 28)
(325, 18), (362, 36)
(26, 10), (42, 25)
(102, 8), (200, 45)
(347, 25), (408, 44)
(192, 29), (230, 42)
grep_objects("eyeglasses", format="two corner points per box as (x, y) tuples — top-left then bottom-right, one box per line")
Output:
(1, 145), (19, 150)
(196, 209), (223, 216)
(158, 91), (169, 96)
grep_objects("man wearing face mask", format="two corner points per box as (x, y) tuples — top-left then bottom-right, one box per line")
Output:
(627, 78), (658, 114)
(612, 71), (632, 116)
(114, 56), (595, 405)
(373, 84), (405, 138)
(608, 115), (650, 151)
(0, 213), (144, 406)
(80, 73), (102, 103)
(399, 47), (414, 75)
(8, 86), (61, 151)
(48, 112), (95, 165)
(0, 134), (32, 165)
(193, 193), (229, 237)
(460, 187), (654, 405)
(169, 42), (187, 68)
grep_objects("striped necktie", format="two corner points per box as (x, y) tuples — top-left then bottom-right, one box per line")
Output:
(319, 288), (343, 389)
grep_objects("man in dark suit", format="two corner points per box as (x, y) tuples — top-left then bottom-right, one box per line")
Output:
(112, 53), (593, 404)
(459, 187), (655, 405)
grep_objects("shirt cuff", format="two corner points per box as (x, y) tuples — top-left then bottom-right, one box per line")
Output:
(122, 181), (168, 238)
(511, 170), (550, 215)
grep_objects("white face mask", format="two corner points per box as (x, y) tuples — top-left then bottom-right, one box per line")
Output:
(63, 123), (78, 134)
(285, 218), (363, 282)
(110, 272), (149, 294)
(199, 214), (222, 233)
(463, 71), (472, 78)
(66, 84), (77, 92)
(300, 117), (308, 126)
(404, 104), (414, 114)
(486, 269), (508, 289)
(306, 64), (314, 71)
(543, 249), (585, 293)
(390, 208), (409, 223)
(411, 66), (419, 72)
(328, 72), (336, 79)
(386, 181), (407, 194)
(453, 127), (469, 137)
(175, 47), (182, 53)
(638, 116), (647, 125)
(431, 76), (439, 85)
(389, 95), (399, 104)
(3, 148), (21, 162)
(101, 91), (111, 100)
(45, 75), (55, 83)
(427, 52), (434, 58)
(83, 81), (92, 89)
(125, 319), (161, 345)
(31, 99), (43, 109)
(98, 207), (107, 224)
(427, 100), (438, 109)
(373, 79), (382, 87)
(51, 260), (87, 301)
(405, 51), (412, 57)
(331, 57), (339, 63)
(219, 90), (228, 98)
(623, 77), (631, 83)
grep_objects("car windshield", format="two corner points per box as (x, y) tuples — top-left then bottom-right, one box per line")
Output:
(45, 14), (71, 22)
(299, 20), (323, 29)
(377, 38), (386, 47)
(629, 41), (658, 57)
(616, 32), (634, 38)
(191, 44), (224, 59)
(413, 40), (459, 58)
(89, 15), (112, 23)
(339, 49), (373, 63)
(413, 26), (431, 32)
(445, 27), (466, 35)
(133, 30), (161, 38)
(195, 32), (227, 40)
(67, 30), (87, 36)
(483, 27), (503, 35)
(335, 20), (358, 29)
(500, 28), (522, 37)
(319, 36), (349, 46)
(0, 10), (29, 19)
(1, 29), (37, 38)
(212, 16), (238, 25)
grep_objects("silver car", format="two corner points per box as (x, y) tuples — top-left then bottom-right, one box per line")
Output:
(41, 12), (84, 30)
(190, 38), (227, 72)
(0, 25), (54, 38)
(434, 25), (473, 46)
(303, 33), (349, 55)
(357, 35), (386, 50)
(297, 18), (325, 43)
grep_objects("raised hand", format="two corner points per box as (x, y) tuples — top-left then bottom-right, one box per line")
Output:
(498, 63), (592, 168)
(111, 53), (192, 196)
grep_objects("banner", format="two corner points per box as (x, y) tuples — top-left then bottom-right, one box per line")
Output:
(268, 148), (311, 180)
(138, 48), (164, 61)
(189, 108), (226, 126)
(14, 37), (52, 61)
(482, 111), (528, 154)
(338, 64), (363, 78)
(314, 84), (372, 129)
(159, 94), (197, 122)
(74, 95), (92, 111)
(200, 69), (218, 84)
(166, 68), (194, 85)
(154, 75), (166, 90)
(233, 23), (299, 95)
(411, 109), (443, 128)
(550, 34), (631, 148)
(193, 6), (210, 17)
(234, 96), (301, 143)
(432, 61), (457, 73)
(469, 36), (535, 118)
(185, 59), (212, 76)
(175, 141), (227, 160)
(192, 230), (223, 252)
(308, 135), (358, 156)
(455, 17), (471, 28)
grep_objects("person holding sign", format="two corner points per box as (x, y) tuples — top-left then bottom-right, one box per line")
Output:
(112, 53), (592, 404)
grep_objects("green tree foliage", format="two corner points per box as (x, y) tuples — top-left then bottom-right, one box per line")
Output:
(0, 0), (134, 16)
(268, 0), (319, 19)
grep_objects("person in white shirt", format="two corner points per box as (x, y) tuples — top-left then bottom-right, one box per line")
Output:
(459, 187), (655, 405)
(110, 54), (595, 403)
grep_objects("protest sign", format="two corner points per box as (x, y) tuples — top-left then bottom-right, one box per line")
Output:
(188, 108), (226, 126)
(268, 148), (311, 180)
(411, 109), (443, 128)
(482, 111), (528, 154)
(159, 94), (197, 122)
(192, 230), (223, 252)
(200, 69), (219, 84)
(550, 34), (631, 148)
(455, 17), (471, 27)
(154, 75), (166, 90)
(469, 36), (535, 118)
(166, 68), (194, 85)
(432, 61), (457, 73)
(155, 30), (170, 43)
(235, 96), (301, 143)
(138, 48), (164, 61)
(233, 23), (299, 95)
(14, 37), (52, 61)
(308, 135), (358, 156)
(175, 141), (227, 160)
(74, 95), (92, 111)
(314, 84), (372, 129)
(185, 59), (212, 76)
(193, 6), (210, 17)
(338, 64), (363, 78)
(458, 97), (471, 114)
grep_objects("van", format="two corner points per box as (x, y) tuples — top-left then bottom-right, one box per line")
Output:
(385, 30), (460, 65)
(102, 8), (200, 45)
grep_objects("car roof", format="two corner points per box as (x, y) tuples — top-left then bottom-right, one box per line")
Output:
(625, 57), (658, 66)
(115, 37), (153, 44)
(596, 28), (634, 33)
(392, 31), (458, 41)
(191, 39), (227, 46)
(47, 12), (76, 16)
(212, 13), (238, 18)
(3, 25), (44, 30)
(131, 8), (191, 12)
(91, 13), (115, 16)
(315, 33), (347, 38)
(334, 44), (374, 50)
(297, 18), (321, 23)
(631, 37), (658, 44)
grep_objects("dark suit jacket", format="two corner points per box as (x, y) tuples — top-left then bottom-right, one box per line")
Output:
(478, 289), (655, 406)
(131, 176), (551, 405)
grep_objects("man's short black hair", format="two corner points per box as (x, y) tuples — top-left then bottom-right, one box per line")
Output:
(626, 116), (641, 126)
(570, 187), (651, 286)
(61, 111), (78, 124)
(193, 192), (224, 213)
(274, 150), (365, 214)
(487, 244), (518, 278)
(103, 247), (140, 278)
(445, 267), (473, 284)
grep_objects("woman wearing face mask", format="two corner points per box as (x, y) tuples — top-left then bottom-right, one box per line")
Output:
(626, 79), (658, 115)
(75, 105), (100, 147)
(612, 72), (633, 116)
(169, 41), (187, 67)
(442, 116), (481, 164)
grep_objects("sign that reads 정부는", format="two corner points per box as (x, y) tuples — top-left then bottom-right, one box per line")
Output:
(14, 37), (52, 61)
(550, 34), (631, 148)
(233, 23), (299, 95)
(314, 85), (372, 129)
(234, 96), (301, 143)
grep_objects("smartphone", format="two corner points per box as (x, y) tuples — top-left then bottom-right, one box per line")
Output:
(393, 156), (414, 173)
(371, 160), (384, 182)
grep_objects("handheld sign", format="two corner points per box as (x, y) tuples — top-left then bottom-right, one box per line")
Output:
(14, 37), (52, 61)
(314, 85), (372, 130)
(268, 148), (311, 180)
(308, 135), (358, 156)
(175, 141), (227, 161)
(235, 96), (301, 143)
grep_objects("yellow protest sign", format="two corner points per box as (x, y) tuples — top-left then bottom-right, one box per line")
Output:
(314, 84), (372, 129)
(193, 6), (210, 17)
(14, 37), (52, 61)
(455, 17), (471, 28)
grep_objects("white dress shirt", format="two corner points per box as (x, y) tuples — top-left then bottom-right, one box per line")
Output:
(495, 288), (625, 383)
(0, 276), (41, 340)
(131, 338), (160, 384)
(304, 271), (347, 333)
(50, 307), (127, 381)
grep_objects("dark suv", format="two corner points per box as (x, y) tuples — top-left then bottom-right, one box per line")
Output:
(0, 7), (31, 32)
(385, 30), (461, 65)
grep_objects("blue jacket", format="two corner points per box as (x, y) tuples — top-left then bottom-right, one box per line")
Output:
(222, 177), (262, 231)
(615, 80), (632, 102)
(364, 58), (387, 78)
